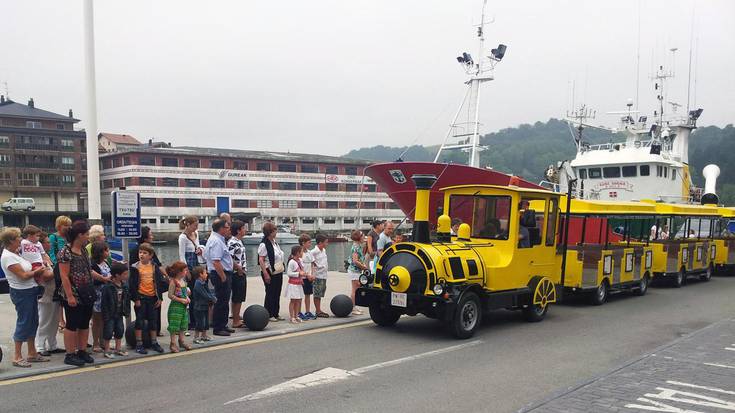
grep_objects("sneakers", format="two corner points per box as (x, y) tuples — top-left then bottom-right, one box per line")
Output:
(104, 352), (115, 359)
(213, 330), (231, 336)
(76, 350), (94, 364)
(115, 349), (128, 356)
(193, 338), (204, 345)
(305, 312), (316, 320)
(297, 312), (307, 320)
(150, 342), (165, 353)
(64, 353), (85, 367)
(352, 308), (364, 315)
(202, 335), (212, 342)
(269, 317), (280, 322)
(135, 345), (148, 355)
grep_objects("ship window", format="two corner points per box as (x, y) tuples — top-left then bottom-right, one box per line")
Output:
(663, 167), (668, 178)
(640, 165), (650, 176)
(449, 195), (511, 240)
(672, 168), (676, 180)
(603, 167), (621, 178)
(622, 166), (637, 177)
(578, 169), (587, 179)
(588, 168), (602, 179)
(656, 166), (662, 177)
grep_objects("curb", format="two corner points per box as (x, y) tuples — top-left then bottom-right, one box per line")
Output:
(0, 314), (370, 383)
(516, 316), (735, 412)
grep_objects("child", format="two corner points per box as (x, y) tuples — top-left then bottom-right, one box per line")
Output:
(192, 266), (216, 344)
(129, 243), (166, 354)
(311, 234), (330, 318)
(166, 261), (191, 353)
(20, 225), (53, 285)
(101, 263), (130, 359)
(348, 230), (367, 315)
(35, 232), (63, 356)
(90, 241), (112, 353)
(284, 245), (306, 324)
(298, 234), (316, 321)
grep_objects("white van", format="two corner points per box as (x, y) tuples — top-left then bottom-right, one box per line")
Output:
(2, 198), (35, 211)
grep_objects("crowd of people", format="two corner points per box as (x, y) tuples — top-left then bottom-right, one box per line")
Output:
(0, 213), (401, 369)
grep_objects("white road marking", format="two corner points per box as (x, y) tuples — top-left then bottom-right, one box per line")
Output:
(704, 362), (735, 369)
(725, 347), (735, 352)
(666, 381), (735, 396)
(625, 397), (705, 412)
(224, 340), (482, 405)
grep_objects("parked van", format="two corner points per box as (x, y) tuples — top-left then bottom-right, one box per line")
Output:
(1, 198), (35, 211)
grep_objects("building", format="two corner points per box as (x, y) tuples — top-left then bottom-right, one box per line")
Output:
(0, 96), (87, 223)
(98, 132), (142, 152)
(99, 145), (404, 234)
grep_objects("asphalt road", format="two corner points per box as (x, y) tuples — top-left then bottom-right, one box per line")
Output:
(2, 276), (735, 413)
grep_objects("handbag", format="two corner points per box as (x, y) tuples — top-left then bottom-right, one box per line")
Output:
(273, 261), (285, 274)
(74, 283), (97, 306)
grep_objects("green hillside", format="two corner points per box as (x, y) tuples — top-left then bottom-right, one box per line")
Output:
(345, 119), (735, 204)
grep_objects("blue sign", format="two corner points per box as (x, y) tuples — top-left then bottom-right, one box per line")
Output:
(112, 190), (141, 239)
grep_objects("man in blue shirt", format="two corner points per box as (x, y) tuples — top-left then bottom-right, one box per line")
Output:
(205, 219), (233, 336)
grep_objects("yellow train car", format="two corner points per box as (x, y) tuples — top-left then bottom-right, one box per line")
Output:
(713, 207), (735, 275)
(560, 199), (656, 305)
(646, 202), (719, 287)
(355, 174), (564, 338)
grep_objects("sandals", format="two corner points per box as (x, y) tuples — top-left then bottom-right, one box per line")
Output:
(231, 323), (245, 328)
(116, 350), (129, 356)
(26, 354), (50, 363)
(12, 359), (31, 368)
(178, 341), (192, 351)
(169, 344), (180, 353)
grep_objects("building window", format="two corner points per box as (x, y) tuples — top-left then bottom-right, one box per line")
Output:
(326, 183), (338, 191)
(162, 178), (179, 187)
(301, 164), (318, 173)
(0, 136), (9, 146)
(26, 121), (42, 129)
(233, 161), (248, 170)
(123, 156), (131, 166)
(345, 166), (358, 175)
(232, 199), (250, 208)
(345, 184), (358, 192)
(256, 162), (270, 171)
(257, 181), (271, 190)
(161, 157), (178, 167)
(279, 182), (297, 190)
(102, 180), (113, 189)
(236, 181), (249, 189)
(141, 198), (156, 207)
(0, 173), (11, 186)
(124, 177), (132, 186)
(56, 123), (65, 130)
(622, 166), (637, 177)
(210, 180), (225, 188)
(184, 199), (202, 208)
(209, 159), (224, 169)
(640, 165), (650, 176)
(163, 198), (179, 207)
(324, 218), (336, 224)
(603, 167), (620, 178)
(139, 177), (156, 186)
(326, 201), (338, 209)
(588, 168), (602, 179)
(363, 202), (376, 209)
(0, 154), (11, 165)
(61, 175), (75, 185)
(139, 156), (155, 166)
(185, 179), (201, 188)
(256, 200), (271, 208)
(302, 218), (315, 224)
(279, 200), (297, 208)
(61, 139), (74, 148)
(325, 165), (338, 174)
(346, 201), (358, 209)
(112, 158), (122, 168)
(344, 218), (355, 224)
(300, 182), (318, 191)
(301, 201), (318, 209)
(278, 164), (296, 172)
(114, 178), (124, 188)
(184, 159), (200, 168)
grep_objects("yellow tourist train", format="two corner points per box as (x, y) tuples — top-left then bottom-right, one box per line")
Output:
(355, 174), (735, 339)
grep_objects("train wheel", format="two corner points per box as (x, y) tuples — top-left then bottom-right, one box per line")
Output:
(590, 280), (609, 306)
(634, 273), (649, 296)
(523, 278), (555, 322)
(700, 264), (713, 282)
(449, 292), (481, 339)
(673, 268), (685, 288)
(369, 303), (400, 327)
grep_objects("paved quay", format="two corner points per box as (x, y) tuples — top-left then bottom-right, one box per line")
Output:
(0, 271), (365, 381)
(523, 317), (735, 413)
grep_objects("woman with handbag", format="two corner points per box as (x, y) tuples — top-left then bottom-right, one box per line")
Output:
(57, 220), (96, 367)
(258, 222), (285, 322)
(178, 215), (203, 331)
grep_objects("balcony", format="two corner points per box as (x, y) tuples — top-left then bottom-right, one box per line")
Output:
(15, 143), (75, 152)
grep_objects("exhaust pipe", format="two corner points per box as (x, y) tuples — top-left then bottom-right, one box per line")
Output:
(701, 164), (720, 205)
(411, 174), (437, 243)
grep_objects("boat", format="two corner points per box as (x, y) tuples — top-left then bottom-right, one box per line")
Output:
(365, 0), (543, 225)
(243, 225), (299, 245)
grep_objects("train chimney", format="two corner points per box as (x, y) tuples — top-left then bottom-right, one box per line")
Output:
(701, 164), (720, 205)
(411, 174), (437, 243)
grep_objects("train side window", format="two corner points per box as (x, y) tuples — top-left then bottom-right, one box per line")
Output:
(640, 165), (650, 176)
(545, 198), (558, 246)
(588, 168), (602, 179)
(449, 195), (511, 240)
(578, 169), (587, 179)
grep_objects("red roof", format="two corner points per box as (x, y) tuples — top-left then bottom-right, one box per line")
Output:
(99, 133), (142, 145)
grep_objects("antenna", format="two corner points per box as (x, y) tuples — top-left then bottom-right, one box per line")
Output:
(635, 0), (641, 112)
(686, 7), (695, 113)
(566, 104), (596, 148)
(1, 81), (8, 98)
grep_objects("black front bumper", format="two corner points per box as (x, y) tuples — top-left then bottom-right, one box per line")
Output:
(355, 287), (456, 320)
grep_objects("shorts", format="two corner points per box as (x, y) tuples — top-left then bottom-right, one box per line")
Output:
(312, 278), (327, 299)
(348, 270), (361, 281)
(134, 296), (158, 331)
(302, 278), (314, 295)
(103, 317), (125, 340)
(231, 273), (247, 303)
(93, 285), (104, 313)
(63, 302), (94, 332)
(194, 309), (209, 331)
(10, 287), (40, 342)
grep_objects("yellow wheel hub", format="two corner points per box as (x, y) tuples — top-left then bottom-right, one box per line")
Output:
(388, 266), (411, 293)
(533, 278), (556, 308)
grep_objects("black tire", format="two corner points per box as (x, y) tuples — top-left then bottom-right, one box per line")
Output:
(700, 264), (713, 282)
(448, 291), (481, 339)
(673, 268), (685, 288)
(589, 280), (609, 305)
(3, 207), (10, 211)
(26, 207), (32, 212)
(634, 273), (650, 296)
(368, 303), (400, 327)
(522, 300), (549, 322)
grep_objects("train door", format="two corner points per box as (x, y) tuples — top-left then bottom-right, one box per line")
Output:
(514, 195), (558, 284)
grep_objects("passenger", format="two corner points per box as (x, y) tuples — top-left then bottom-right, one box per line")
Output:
(129, 242), (166, 354)
(518, 211), (532, 249)
(90, 241), (112, 354)
(659, 225), (670, 240)
(258, 221), (285, 322)
(100, 263), (129, 359)
(366, 220), (384, 270)
(450, 218), (462, 236)
(49, 215), (71, 334)
(192, 266), (215, 344)
(310, 234), (330, 318)
(36, 232), (63, 356)
(377, 222), (395, 259)
(166, 261), (191, 353)
(284, 246), (306, 324)
(228, 220), (248, 329)
(298, 234), (316, 321)
(688, 229), (697, 238)
(205, 219), (234, 336)
(348, 230), (368, 315)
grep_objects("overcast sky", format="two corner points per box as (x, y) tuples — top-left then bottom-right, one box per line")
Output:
(2, 0), (733, 156)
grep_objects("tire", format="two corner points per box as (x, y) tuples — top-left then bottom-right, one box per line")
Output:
(26, 207), (32, 212)
(522, 300), (549, 322)
(673, 268), (685, 288)
(700, 264), (713, 282)
(589, 280), (609, 305)
(3, 207), (10, 211)
(368, 303), (400, 327)
(634, 273), (649, 296)
(448, 291), (481, 339)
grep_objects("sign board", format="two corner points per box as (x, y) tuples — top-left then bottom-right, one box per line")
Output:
(112, 190), (141, 239)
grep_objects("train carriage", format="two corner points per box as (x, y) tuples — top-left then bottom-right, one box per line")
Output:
(713, 207), (735, 275)
(560, 199), (656, 304)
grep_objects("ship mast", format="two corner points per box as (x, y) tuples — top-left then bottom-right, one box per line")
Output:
(434, 0), (506, 168)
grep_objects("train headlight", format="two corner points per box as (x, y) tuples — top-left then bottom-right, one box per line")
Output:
(432, 283), (445, 296)
(359, 273), (370, 286)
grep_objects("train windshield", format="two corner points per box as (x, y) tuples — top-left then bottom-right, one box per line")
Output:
(449, 195), (512, 239)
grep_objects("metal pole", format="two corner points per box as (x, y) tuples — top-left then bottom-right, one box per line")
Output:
(559, 180), (576, 299)
(122, 238), (129, 265)
(83, 0), (101, 221)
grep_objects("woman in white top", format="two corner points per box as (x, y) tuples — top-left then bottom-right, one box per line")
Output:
(1, 227), (49, 367)
(178, 216), (203, 270)
(258, 222), (285, 321)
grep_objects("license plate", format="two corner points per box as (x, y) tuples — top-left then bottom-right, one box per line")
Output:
(390, 292), (407, 308)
